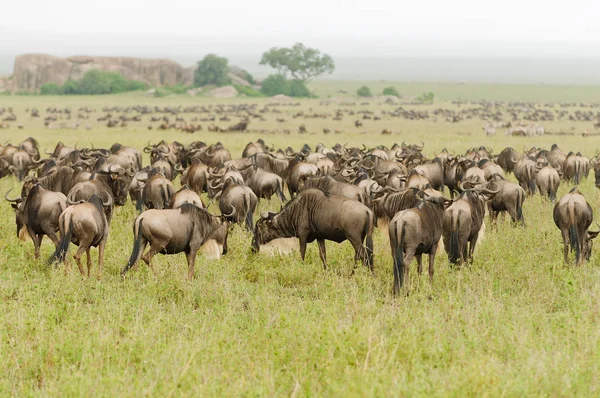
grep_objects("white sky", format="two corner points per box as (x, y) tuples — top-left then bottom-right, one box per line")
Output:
(2, 0), (600, 58)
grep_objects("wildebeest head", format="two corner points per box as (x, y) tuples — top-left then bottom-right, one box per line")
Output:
(5, 188), (25, 238)
(252, 211), (279, 252)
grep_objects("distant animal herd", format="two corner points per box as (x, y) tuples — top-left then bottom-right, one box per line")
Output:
(3, 133), (599, 295)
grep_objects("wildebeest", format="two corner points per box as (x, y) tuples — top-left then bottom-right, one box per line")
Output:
(252, 188), (374, 271)
(169, 185), (204, 209)
(299, 175), (371, 208)
(513, 157), (538, 195)
(389, 195), (450, 294)
(553, 188), (600, 265)
(141, 170), (175, 210)
(442, 182), (497, 265)
(47, 194), (109, 278)
(487, 174), (526, 226)
(219, 179), (257, 230)
(496, 147), (523, 173)
(535, 165), (560, 201)
(122, 204), (231, 278)
(6, 185), (67, 259)
(563, 152), (588, 185)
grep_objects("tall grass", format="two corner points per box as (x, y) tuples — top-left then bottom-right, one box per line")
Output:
(1, 90), (600, 395)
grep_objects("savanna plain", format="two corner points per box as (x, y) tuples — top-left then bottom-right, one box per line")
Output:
(2, 82), (600, 396)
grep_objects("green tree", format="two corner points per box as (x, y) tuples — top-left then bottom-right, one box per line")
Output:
(194, 54), (231, 87)
(356, 85), (372, 97)
(383, 86), (400, 97)
(40, 83), (62, 95)
(260, 74), (290, 96)
(260, 43), (334, 82)
(61, 80), (80, 95)
(417, 91), (435, 103)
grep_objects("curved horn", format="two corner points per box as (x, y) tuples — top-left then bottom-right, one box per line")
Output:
(44, 148), (53, 155)
(4, 188), (21, 203)
(260, 211), (270, 219)
(223, 204), (236, 219)
(102, 196), (113, 208)
(67, 197), (85, 206)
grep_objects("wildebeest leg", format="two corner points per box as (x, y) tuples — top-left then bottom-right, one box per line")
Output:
(416, 254), (423, 275)
(142, 244), (162, 276)
(298, 236), (308, 262)
(186, 250), (197, 279)
(468, 235), (478, 263)
(86, 248), (92, 277)
(98, 238), (106, 279)
(561, 229), (569, 264)
(31, 233), (42, 260)
(47, 231), (59, 249)
(317, 239), (327, 270)
(74, 246), (87, 276)
(403, 250), (415, 294)
(428, 246), (436, 286)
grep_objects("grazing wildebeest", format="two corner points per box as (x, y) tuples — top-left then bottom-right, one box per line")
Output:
(252, 188), (374, 271)
(535, 165), (561, 202)
(6, 185), (67, 259)
(389, 195), (450, 295)
(496, 147), (523, 173)
(219, 179), (258, 230)
(47, 195), (109, 278)
(553, 188), (600, 265)
(141, 170), (175, 210)
(122, 204), (231, 278)
(299, 174), (371, 208)
(169, 185), (204, 209)
(487, 174), (526, 226)
(442, 182), (498, 265)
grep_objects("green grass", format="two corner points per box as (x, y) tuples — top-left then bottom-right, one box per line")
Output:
(1, 90), (600, 395)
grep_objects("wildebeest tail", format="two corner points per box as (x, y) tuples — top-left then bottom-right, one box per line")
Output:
(516, 190), (524, 224)
(276, 178), (287, 202)
(123, 218), (144, 274)
(135, 196), (144, 213)
(244, 193), (253, 231)
(448, 213), (461, 264)
(364, 211), (374, 270)
(47, 217), (73, 266)
(567, 201), (580, 263)
(574, 161), (581, 185)
(160, 185), (168, 209)
(548, 176), (557, 202)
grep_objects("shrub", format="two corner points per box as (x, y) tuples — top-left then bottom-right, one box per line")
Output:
(61, 80), (80, 95)
(40, 83), (62, 95)
(382, 86), (400, 97)
(357, 86), (372, 97)
(233, 84), (264, 97)
(260, 74), (290, 96)
(417, 91), (435, 103)
(289, 79), (311, 97)
(260, 75), (311, 97)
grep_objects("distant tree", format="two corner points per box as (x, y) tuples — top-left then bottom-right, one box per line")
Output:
(356, 86), (372, 97)
(61, 80), (80, 95)
(382, 86), (400, 97)
(194, 54), (231, 87)
(417, 91), (435, 104)
(40, 83), (62, 95)
(260, 74), (290, 96)
(260, 74), (312, 97)
(260, 43), (334, 82)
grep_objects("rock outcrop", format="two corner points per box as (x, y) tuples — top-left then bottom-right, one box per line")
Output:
(11, 54), (195, 93)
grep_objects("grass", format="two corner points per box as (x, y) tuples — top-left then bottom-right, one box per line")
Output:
(2, 87), (600, 395)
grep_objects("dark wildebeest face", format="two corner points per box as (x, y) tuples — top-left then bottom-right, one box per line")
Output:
(584, 230), (600, 260)
(252, 212), (280, 252)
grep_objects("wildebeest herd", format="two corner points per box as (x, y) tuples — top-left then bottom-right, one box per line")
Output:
(2, 137), (600, 294)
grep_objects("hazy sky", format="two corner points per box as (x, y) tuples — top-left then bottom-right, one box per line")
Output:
(2, 0), (600, 59)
